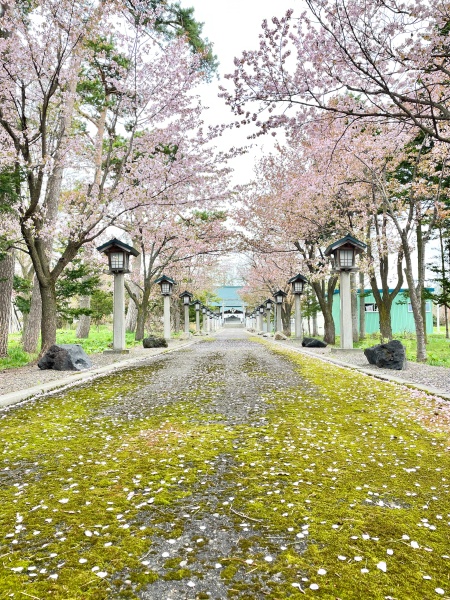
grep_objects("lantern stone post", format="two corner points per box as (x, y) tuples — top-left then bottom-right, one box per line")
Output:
(288, 274), (308, 341)
(324, 234), (366, 349)
(258, 305), (265, 332)
(265, 299), (273, 334)
(97, 238), (139, 353)
(273, 290), (287, 333)
(155, 275), (176, 341)
(179, 291), (193, 336)
(194, 300), (201, 334)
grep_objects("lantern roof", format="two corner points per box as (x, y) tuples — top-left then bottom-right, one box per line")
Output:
(179, 290), (193, 299)
(96, 237), (139, 257)
(288, 273), (308, 285)
(155, 274), (176, 285)
(324, 234), (367, 257)
(273, 289), (288, 298)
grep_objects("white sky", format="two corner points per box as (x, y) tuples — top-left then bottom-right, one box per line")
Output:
(179, 0), (298, 183)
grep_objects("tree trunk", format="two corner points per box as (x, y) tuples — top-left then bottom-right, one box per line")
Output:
(135, 284), (152, 341)
(359, 271), (366, 340)
(173, 298), (180, 333)
(351, 273), (358, 343)
(417, 223), (428, 345)
(126, 294), (138, 333)
(367, 214), (403, 342)
(125, 253), (141, 333)
(378, 303), (393, 341)
(76, 296), (91, 338)
(402, 232), (427, 361)
(135, 305), (145, 341)
(0, 250), (14, 357)
(282, 303), (292, 336)
(40, 282), (58, 355)
(22, 276), (42, 353)
(311, 278), (337, 344)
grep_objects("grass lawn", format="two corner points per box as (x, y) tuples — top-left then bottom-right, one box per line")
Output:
(0, 339), (449, 598)
(350, 331), (450, 367)
(0, 326), (141, 371)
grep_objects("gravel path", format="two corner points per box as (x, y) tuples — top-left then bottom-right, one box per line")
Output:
(0, 340), (192, 396)
(1, 329), (449, 599)
(277, 339), (450, 397)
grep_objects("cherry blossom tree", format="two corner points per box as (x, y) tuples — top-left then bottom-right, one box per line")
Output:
(121, 204), (230, 340)
(0, 0), (219, 354)
(222, 0), (450, 143)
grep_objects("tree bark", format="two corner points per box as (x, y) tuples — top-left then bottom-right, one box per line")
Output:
(126, 292), (138, 333)
(40, 282), (58, 354)
(282, 303), (292, 336)
(76, 296), (91, 338)
(359, 271), (366, 340)
(135, 286), (151, 341)
(402, 231), (427, 361)
(0, 250), (14, 357)
(22, 276), (42, 353)
(125, 253), (142, 333)
(368, 213), (403, 342)
(311, 278), (337, 344)
(378, 303), (393, 341)
(173, 297), (181, 333)
(416, 223), (428, 345)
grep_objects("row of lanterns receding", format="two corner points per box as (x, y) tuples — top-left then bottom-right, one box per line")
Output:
(98, 233), (366, 352)
(247, 234), (366, 348)
(96, 240), (220, 351)
(155, 275), (220, 339)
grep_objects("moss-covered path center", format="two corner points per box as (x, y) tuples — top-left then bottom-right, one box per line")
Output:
(0, 330), (449, 599)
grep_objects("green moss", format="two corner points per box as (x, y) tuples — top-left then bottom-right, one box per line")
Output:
(163, 568), (192, 580)
(1, 338), (449, 599)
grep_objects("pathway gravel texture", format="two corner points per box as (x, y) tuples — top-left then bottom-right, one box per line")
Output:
(279, 340), (450, 396)
(0, 340), (190, 396)
(1, 329), (450, 600)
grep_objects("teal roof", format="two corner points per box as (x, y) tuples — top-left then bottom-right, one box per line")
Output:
(210, 286), (244, 307)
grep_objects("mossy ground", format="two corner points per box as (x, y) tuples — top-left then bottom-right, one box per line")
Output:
(0, 337), (449, 599)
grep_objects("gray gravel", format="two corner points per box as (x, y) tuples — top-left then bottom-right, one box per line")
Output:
(278, 339), (450, 396)
(0, 340), (191, 397)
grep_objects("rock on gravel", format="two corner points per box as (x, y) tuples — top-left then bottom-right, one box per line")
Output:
(37, 344), (92, 371)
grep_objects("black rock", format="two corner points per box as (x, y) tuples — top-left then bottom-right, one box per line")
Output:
(302, 338), (327, 348)
(364, 346), (378, 365)
(38, 344), (92, 371)
(143, 336), (168, 348)
(364, 340), (406, 370)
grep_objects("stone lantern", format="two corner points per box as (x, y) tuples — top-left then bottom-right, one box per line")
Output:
(179, 290), (193, 336)
(288, 273), (308, 340)
(265, 299), (273, 334)
(273, 289), (287, 333)
(194, 300), (201, 334)
(324, 234), (366, 349)
(97, 238), (139, 353)
(155, 275), (176, 340)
